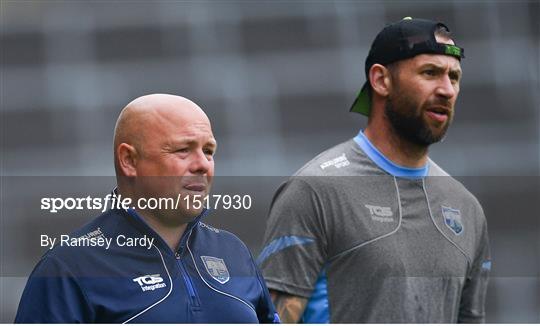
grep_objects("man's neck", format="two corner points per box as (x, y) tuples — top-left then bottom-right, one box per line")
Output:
(117, 187), (188, 251)
(364, 121), (429, 168)
(137, 210), (188, 251)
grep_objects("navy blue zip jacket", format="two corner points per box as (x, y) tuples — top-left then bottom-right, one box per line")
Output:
(15, 207), (279, 323)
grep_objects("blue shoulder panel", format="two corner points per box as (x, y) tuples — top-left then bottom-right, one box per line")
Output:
(257, 236), (314, 265)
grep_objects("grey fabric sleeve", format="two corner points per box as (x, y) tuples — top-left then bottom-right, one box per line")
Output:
(258, 178), (327, 298)
(458, 206), (491, 323)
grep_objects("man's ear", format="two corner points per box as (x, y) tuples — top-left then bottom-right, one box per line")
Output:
(117, 143), (138, 177)
(369, 64), (392, 98)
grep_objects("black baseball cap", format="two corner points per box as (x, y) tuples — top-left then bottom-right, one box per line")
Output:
(350, 17), (465, 115)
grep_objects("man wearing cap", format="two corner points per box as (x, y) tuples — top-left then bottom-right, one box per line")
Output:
(258, 18), (490, 323)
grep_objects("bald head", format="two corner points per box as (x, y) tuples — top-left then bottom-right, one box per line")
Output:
(113, 93), (216, 235)
(113, 94), (214, 177)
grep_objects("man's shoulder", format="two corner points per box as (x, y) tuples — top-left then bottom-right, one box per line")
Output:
(427, 159), (485, 219)
(192, 222), (258, 272)
(195, 222), (253, 256)
(428, 158), (451, 176)
(39, 209), (127, 266)
(272, 138), (383, 199)
(428, 159), (476, 198)
(294, 138), (371, 177)
(71, 209), (126, 237)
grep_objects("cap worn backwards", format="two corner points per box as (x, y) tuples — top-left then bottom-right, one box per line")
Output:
(350, 17), (465, 116)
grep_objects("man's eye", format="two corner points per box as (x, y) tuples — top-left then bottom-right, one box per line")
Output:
(204, 149), (215, 156)
(450, 73), (461, 83)
(423, 69), (436, 76)
(176, 148), (189, 153)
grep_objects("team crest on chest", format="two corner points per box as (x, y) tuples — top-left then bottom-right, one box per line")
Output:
(201, 256), (230, 284)
(442, 206), (464, 235)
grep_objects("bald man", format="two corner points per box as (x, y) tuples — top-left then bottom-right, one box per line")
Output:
(15, 94), (279, 323)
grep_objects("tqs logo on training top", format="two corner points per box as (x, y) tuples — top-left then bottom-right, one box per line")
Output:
(365, 204), (394, 222)
(132, 274), (167, 292)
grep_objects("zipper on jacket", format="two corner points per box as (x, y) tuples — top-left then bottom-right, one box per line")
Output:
(176, 251), (201, 308)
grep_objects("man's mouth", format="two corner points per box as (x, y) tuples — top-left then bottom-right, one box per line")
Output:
(183, 183), (207, 192)
(426, 106), (451, 123)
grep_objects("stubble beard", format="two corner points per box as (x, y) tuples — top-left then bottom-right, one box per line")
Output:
(384, 87), (453, 147)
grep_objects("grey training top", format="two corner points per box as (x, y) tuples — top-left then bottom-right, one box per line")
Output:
(258, 132), (490, 323)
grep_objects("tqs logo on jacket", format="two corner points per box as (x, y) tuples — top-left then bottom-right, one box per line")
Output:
(132, 274), (167, 292)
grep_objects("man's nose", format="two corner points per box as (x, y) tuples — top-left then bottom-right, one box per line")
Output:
(189, 149), (212, 175)
(436, 75), (458, 99)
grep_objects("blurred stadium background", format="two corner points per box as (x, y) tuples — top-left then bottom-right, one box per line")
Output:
(1, 0), (538, 322)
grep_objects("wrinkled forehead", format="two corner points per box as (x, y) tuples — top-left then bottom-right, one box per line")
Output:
(404, 53), (462, 74)
(138, 106), (214, 146)
(158, 111), (212, 135)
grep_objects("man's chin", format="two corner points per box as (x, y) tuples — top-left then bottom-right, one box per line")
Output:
(421, 130), (448, 146)
(184, 207), (205, 220)
(152, 207), (204, 227)
(430, 123), (451, 142)
(418, 117), (449, 144)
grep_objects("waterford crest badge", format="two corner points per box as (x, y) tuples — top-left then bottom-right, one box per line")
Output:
(442, 206), (464, 235)
(201, 256), (230, 284)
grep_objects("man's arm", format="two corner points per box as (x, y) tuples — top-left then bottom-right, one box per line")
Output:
(260, 178), (327, 322)
(15, 256), (94, 323)
(270, 290), (308, 323)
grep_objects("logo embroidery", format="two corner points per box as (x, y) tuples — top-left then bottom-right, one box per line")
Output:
(199, 222), (220, 233)
(132, 274), (167, 292)
(201, 256), (230, 284)
(320, 153), (350, 170)
(365, 204), (394, 222)
(442, 206), (464, 235)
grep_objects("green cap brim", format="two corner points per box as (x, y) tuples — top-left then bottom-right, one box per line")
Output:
(349, 82), (371, 116)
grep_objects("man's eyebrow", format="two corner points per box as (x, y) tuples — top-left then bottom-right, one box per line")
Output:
(419, 62), (445, 70)
(450, 67), (462, 76)
(204, 137), (217, 146)
(206, 139), (217, 148)
(419, 62), (462, 76)
(170, 138), (217, 147)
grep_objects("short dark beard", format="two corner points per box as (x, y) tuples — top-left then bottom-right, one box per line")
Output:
(384, 87), (451, 147)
